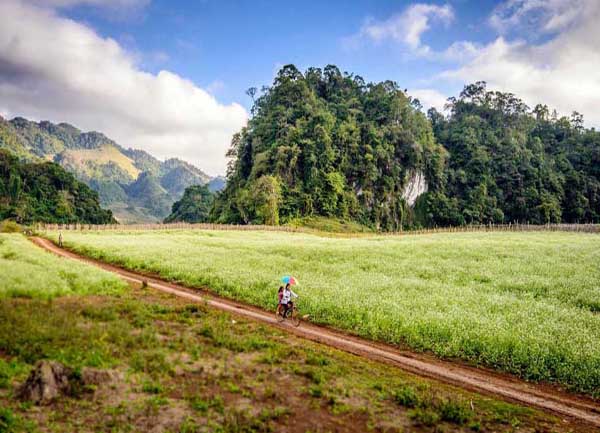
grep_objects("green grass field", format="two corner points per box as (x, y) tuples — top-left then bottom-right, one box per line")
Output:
(48, 229), (600, 397)
(0, 234), (126, 299)
(3, 234), (575, 433)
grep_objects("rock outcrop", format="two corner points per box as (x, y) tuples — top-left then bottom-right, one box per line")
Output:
(17, 361), (73, 405)
(402, 170), (428, 207)
(17, 360), (122, 405)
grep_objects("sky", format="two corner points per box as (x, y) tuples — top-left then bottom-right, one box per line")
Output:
(0, 0), (598, 175)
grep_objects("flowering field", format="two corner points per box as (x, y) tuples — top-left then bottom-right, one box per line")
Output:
(0, 234), (125, 299)
(48, 229), (600, 396)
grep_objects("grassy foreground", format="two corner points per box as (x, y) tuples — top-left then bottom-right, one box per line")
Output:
(48, 229), (600, 397)
(1, 234), (582, 432)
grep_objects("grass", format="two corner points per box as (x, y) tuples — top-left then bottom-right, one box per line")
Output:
(0, 234), (125, 299)
(285, 216), (374, 233)
(0, 287), (579, 433)
(48, 229), (600, 397)
(0, 236), (590, 432)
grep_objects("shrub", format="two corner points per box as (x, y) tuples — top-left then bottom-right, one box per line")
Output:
(409, 408), (440, 426)
(438, 399), (472, 425)
(393, 386), (420, 408)
(0, 220), (21, 233)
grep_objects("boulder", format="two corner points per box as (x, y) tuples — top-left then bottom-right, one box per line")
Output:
(17, 361), (121, 404)
(17, 360), (72, 405)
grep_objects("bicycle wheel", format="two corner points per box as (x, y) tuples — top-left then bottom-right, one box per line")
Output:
(290, 307), (300, 327)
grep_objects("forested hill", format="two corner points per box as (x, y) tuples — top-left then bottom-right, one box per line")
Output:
(0, 150), (114, 224)
(213, 66), (600, 229)
(212, 65), (446, 230)
(424, 82), (600, 226)
(0, 116), (215, 223)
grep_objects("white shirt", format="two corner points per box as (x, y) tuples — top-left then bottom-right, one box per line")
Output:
(281, 287), (298, 304)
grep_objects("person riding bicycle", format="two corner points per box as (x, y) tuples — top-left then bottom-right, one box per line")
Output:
(281, 283), (298, 317)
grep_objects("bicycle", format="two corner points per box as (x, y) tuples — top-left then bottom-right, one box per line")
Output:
(276, 301), (300, 327)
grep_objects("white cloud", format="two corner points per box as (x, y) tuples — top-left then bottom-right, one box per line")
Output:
(206, 80), (225, 95)
(440, 41), (480, 62)
(441, 0), (600, 126)
(408, 88), (448, 112)
(0, 0), (247, 175)
(350, 3), (454, 57)
(489, 0), (585, 34)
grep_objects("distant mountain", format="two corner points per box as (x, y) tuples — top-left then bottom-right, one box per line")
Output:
(207, 176), (226, 192)
(0, 149), (114, 224)
(0, 116), (216, 223)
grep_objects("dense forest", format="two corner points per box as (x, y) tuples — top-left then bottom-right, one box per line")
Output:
(0, 149), (114, 224)
(212, 66), (600, 229)
(424, 82), (600, 226)
(212, 64), (445, 230)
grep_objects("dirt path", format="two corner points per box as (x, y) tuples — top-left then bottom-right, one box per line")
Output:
(31, 236), (600, 428)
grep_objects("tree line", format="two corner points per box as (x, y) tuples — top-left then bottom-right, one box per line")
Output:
(169, 66), (599, 229)
(424, 82), (600, 226)
(0, 149), (115, 225)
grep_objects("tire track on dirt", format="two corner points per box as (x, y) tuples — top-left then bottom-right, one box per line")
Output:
(31, 236), (600, 428)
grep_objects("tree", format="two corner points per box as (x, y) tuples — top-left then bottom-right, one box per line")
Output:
(0, 149), (114, 224)
(164, 184), (214, 223)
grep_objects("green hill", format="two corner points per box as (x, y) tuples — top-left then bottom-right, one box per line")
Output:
(423, 82), (600, 226)
(0, 116), (215, 223)
(0, 149), (114, 224)
(212, 64), (445, 230)
(214, 65), (600, 229)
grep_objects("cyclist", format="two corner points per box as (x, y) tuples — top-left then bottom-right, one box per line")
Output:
(281, 283), (298, 317)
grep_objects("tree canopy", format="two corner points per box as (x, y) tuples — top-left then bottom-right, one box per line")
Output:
(164, 184), (214, 223)
(423, 81), (600, 226)
(212, 64), (446, 230)
(0, 149), (115, 224)
(214, 68), (600, 229)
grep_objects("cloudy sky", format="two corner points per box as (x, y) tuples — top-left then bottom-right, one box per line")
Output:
(0, 0), (598, 175)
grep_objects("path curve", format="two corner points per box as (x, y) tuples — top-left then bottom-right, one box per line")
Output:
(31, 236), (600, 428)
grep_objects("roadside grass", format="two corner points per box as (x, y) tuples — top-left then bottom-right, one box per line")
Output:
(48, 229), (600, 397)
(0, 234), (125, 299)
(0, 285), (582, 433)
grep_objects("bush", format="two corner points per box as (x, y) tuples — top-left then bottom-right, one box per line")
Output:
(409, 408), (440, 426)
(393, 386), (420, 408)
(438, 399), (472, 424)
(0, 220), (21, 233)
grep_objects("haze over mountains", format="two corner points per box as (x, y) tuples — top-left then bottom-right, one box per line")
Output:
(0, 116), (224, 223)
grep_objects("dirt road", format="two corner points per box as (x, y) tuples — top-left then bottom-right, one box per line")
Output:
(31, 236), (600, 428)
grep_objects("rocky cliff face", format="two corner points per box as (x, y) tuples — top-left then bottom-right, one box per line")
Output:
(402, 170), (428, 207)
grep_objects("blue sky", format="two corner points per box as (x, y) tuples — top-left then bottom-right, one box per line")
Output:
(64, 0), (502, 110)
(1, 0), (598, 174)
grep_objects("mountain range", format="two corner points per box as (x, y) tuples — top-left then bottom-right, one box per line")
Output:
(0, 116), (224, 223)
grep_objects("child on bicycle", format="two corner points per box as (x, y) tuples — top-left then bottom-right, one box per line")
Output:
(281, 283), (298, 317)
